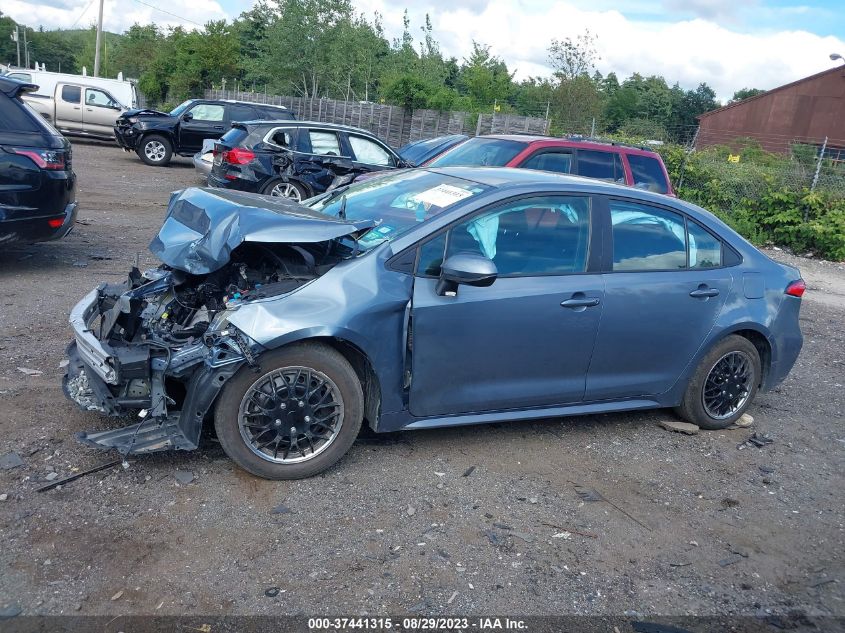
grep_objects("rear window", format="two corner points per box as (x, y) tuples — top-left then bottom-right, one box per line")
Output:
(228, 104), (257, 122)
(0, 96), (42, 132)
(429, 137), (526, 167)
(628, 154), (669, 194)
(61, 85), (81, 104)
(218, 125), (250, 147)
(257, 106), (294, 120)
(576, 149), (625, 182)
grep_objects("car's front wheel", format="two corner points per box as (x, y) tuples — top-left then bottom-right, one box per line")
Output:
(214, 343), (364, 479)
(676, 334), (761, 430)
(137, 134), (173, 166)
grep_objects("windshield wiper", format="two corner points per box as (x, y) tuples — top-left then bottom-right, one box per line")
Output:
(337, 195), (347, 220)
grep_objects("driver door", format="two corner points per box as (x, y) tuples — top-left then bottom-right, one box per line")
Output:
(82, 87), (122, 136)
(408, 194), (603, 417)
(179, 102), (227, 153)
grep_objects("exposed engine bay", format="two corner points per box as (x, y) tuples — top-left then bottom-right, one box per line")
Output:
(64, 186), (370, 456)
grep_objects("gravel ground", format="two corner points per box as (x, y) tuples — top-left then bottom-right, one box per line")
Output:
(0, 142), (842, 622)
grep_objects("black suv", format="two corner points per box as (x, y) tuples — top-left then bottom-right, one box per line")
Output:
(208, 120), (407, 201)
(0, 76), (77, 244)
(114, 99), (295, 167)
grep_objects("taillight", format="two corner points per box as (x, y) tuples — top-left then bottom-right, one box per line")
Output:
(785, 279), (806, 298)
(11, 148), (66, 170)
(223, 147), (255, 165)
(47, 218), (64, 228)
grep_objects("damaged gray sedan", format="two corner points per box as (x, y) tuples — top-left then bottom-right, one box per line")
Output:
(65, 168), (804, 479)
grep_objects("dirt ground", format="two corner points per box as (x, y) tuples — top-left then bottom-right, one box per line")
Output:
(0, 142), (843, 624)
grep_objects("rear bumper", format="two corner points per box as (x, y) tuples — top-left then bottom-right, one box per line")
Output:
(0, 199), (78, 244)
(763, 296), (804, 390)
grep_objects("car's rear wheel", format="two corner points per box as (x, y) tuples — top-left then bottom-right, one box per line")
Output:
(214, 343), (363, 479)
(137, 134), (173, 166)
(676, 335), (761, 430)
(262, 179), (307, 201)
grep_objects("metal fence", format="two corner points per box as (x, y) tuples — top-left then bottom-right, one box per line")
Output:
(205, 89), (549, 148)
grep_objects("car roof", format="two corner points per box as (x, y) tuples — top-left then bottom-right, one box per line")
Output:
(479, 134), (660, 154)
(239, 119), (374, 135)
(426, 166), (679, 206)
(0, 74), (38, 97)
(216, 99), (288, 110)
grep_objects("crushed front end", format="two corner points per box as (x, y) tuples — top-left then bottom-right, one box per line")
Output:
(64, 186), (369, 456)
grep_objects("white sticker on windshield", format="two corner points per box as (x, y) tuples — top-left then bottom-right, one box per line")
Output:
(411, 184), (474, 209)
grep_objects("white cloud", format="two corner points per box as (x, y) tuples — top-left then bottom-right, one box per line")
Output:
(3, 0), (226, 35)
(359, 0), (845, 101)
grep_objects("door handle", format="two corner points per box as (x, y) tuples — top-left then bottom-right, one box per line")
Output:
(689, 286), (720, 298)
(212, 125), (224, 130)
(560, 297), (600, 308)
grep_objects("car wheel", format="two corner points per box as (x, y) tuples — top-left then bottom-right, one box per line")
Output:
(214, 343), (364, 480)
(137, 134), (173, 166)
(675, 335), (761, 430)
(262, 179), (306, 202)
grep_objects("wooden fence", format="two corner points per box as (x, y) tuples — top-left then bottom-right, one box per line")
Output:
(205, 89), (549, 148)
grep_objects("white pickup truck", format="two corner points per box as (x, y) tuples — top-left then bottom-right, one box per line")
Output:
(5, 69), (135, 140)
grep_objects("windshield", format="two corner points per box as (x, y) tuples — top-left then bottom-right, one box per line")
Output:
(428, 137), (527, 168)
(306, 170), (491, 250)
(169, 100), (193, 116)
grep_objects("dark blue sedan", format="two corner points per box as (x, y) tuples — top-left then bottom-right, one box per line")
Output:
(65, 168), (804, 479)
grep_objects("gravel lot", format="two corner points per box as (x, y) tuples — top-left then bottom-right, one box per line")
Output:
(0, 141), (843, 624)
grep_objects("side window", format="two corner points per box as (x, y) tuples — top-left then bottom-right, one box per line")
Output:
(228, 104), (256, 122)
(416, 195), (591, 278)
(521, 151), (572, 174)
(577, 150), (624, 183)
(187, 103), (225, 122)
(308, 130), (342, 156)
(349, 135), (393, 166)
(628, 154), (669, 194)
(61, 85), (81, 104)
(8, 73), (32, 82)
(85, 88), (118, 108)
(688, 219), (722, 268)
(268, 128), (294, 148)
(610, 200), (686, 271)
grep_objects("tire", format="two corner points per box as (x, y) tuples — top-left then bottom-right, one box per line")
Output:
(261, 178), (307, 201)
(137, 134), (173, 166)
(675, 335), (761, 430)
(214, 343), (364, 479)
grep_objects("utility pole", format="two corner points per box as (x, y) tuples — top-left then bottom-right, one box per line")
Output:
(22, 26), (28, 69)
(94, 0), (105, 77)
(13, 25), (21, 67)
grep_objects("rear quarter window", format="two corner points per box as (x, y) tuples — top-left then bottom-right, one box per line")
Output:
(0, 96), (43, 132)
(257, 106), (294, 120)
(628, 154), (670, 194)
(576, 149), (625, 183)
(218, 126), (250, 147)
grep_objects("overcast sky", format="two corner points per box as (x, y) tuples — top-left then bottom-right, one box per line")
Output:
(5, 0), (844, 100)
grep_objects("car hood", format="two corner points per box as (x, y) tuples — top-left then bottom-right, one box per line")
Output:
(149, 187), (375, 274)
(119, 108), (173, 122)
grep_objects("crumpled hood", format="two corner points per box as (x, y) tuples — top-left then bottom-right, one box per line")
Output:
(149, 187), (374, 274)
(119, 108), (172, 121)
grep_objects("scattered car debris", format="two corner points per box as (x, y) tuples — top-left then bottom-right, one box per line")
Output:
(718, 554), (745, 567)
(174, 470), (195, 485)
(45, 472), (59, 481)
(406, 505), (416, 516)
(446, 591), (458, 604)
(462, 466), (476, 477)
(552, 532), (572, 539)
(264, 587), (281, 598)
(759, 465), (775, 474)
(110, 590), (124, 601)
(540, 521), (599, 539)
(0, 604), (22, 619)
(574, 484), (650, 530)
(271, 503), (292, 515)
(15, 367), (42, 376)
(738, 433), (774, 450)
(0, 453), (24, 470)
(659, 420), (700, 435)
(36, 459), (122, 492)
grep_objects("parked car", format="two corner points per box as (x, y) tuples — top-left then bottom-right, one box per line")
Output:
(428, 134), (675, 195)
(0, 75), (77, 244)
(397, 133), (468, 166)
(114, 99), (295, 167)
(20, 80), (128, 140)
(193, 138), (216, 179)
(208, 120), (408, 201)
(4, 68), (138, 110)
(65, 168), (803, 480)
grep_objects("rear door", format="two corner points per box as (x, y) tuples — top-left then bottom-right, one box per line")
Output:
(409, 193), (602, 417)
(82, 87), (122, 136)
(178, 102), (227, 153)
(55, 84), (82, 129)
(584, 197), (732, 400)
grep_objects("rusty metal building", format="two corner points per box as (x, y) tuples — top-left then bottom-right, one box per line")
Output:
(696, 66), (845, 156)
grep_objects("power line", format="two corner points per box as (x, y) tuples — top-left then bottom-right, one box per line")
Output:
(70, 0), (97, 28)
(131, 0), (203, 26)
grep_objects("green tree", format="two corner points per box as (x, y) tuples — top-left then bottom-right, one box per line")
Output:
(458, 41), (513, 109)
(730, 87), (764, 103)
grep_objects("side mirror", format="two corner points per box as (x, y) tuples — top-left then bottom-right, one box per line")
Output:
(182, 112), (193, 122)
(436, 253), (497, 296)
